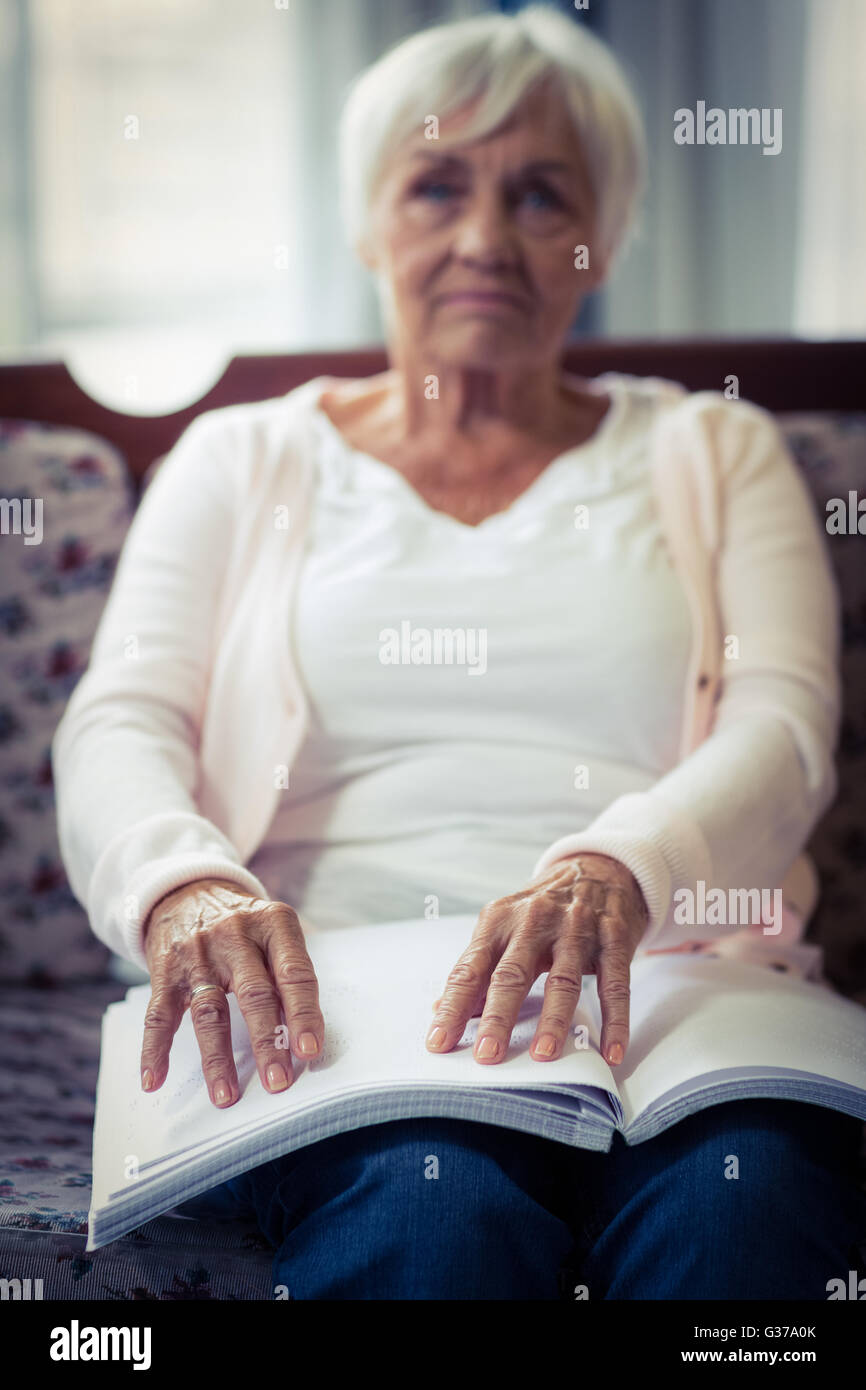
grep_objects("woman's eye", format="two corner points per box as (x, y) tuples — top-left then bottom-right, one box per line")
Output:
(519, 184), (563, 211)
(409, 179), (567, 215)
(414, 180), (458, 202)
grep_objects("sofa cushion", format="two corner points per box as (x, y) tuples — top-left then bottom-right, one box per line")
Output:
(0, 420), (135, 982)
(776, 413), (866, 1000)
(0, 979), (274, 1299)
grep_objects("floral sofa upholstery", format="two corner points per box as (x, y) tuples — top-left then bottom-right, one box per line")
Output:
(1, 398), (865, 1300)
(0, 421), (273, 1299)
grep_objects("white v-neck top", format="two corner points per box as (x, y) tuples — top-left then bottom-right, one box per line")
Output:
(246, 373), (695, 929)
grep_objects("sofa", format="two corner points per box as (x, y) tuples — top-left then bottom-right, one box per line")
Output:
(1, 340), (864, 1300)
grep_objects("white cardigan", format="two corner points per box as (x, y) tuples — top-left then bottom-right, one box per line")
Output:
(51, 374), (841, 971)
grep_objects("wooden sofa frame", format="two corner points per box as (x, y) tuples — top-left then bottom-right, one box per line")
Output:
(1, 338), (863, 483)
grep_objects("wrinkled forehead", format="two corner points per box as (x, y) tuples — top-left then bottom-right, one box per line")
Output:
(381, 87), (593, 194)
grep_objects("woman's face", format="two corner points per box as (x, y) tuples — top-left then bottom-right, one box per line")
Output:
(362, 81), (606, 372)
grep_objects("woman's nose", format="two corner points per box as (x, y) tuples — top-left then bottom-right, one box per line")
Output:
(452, 191), (518, 264)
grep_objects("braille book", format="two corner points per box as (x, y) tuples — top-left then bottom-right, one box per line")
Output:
(87, 914), (866, 1250)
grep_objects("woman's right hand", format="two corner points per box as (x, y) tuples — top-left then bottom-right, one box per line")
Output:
(140, 878), (324, 1109)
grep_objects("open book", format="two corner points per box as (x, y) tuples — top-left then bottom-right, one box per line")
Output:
(88, 914), (866, 1250)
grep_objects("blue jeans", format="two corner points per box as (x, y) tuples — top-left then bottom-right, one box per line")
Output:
(178, 1100), (866, 1300)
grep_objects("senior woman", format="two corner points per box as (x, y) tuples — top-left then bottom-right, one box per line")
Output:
(53, 6), (865, 1301)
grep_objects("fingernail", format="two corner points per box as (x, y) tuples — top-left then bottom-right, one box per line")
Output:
(266, 1063), (288, 1091)
(534, 1034), (557, 1057)
(214, 1081), (230, 1105)
(141, 1068), (153, 1091)
(477, 1035), (499, 1060)
(607, 1042), (623, 1065)
(298, 1032), (319, 1055)
(427, 1026), (446, 1048)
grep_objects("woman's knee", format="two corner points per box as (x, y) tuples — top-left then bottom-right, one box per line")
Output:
(264, 1117), (563, 1232)
(260, 1118), (575, 1299)
(582, 1101), (866, 1299)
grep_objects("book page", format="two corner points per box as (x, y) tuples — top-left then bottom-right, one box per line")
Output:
(598, 954), (866, 1127)
(91, 914), (617, 1205)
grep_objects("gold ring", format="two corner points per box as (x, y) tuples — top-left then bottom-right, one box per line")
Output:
(189, 983), (226, 1003)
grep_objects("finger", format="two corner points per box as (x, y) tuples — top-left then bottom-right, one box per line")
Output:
(426, 938), (497, 1054)
(187, 978), (239, 1108)
(596, 915), (633, 1067)
(432, 985), (487, 1018)
(470, 987), (489, 1019)
(140, 977), (186, 1093)
(473, 946), (537, 1065)
(264, 909), (325, 1063)
(229, 945), (297, 1094)
(530, 937), (587, 1061)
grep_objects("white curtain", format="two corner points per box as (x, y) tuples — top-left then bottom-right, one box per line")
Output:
(792, 0), (866, 337)
(599, 0), (816, 339)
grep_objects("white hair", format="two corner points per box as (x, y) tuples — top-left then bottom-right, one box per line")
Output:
(337, 4), (648, 275)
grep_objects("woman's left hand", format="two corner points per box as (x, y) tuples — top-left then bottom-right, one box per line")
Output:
(425, 853), (650, 1068)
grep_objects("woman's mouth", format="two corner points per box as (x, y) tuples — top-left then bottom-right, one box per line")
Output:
(437, 291), (526, 312)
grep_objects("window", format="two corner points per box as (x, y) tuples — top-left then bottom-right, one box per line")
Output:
(11, 0), (302, 409)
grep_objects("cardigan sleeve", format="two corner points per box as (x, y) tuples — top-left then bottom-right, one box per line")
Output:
(51, 411), (271, 972)
(531, 395), (842, 951)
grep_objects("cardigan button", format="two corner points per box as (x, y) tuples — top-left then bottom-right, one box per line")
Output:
(697, 673), (711, 688)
